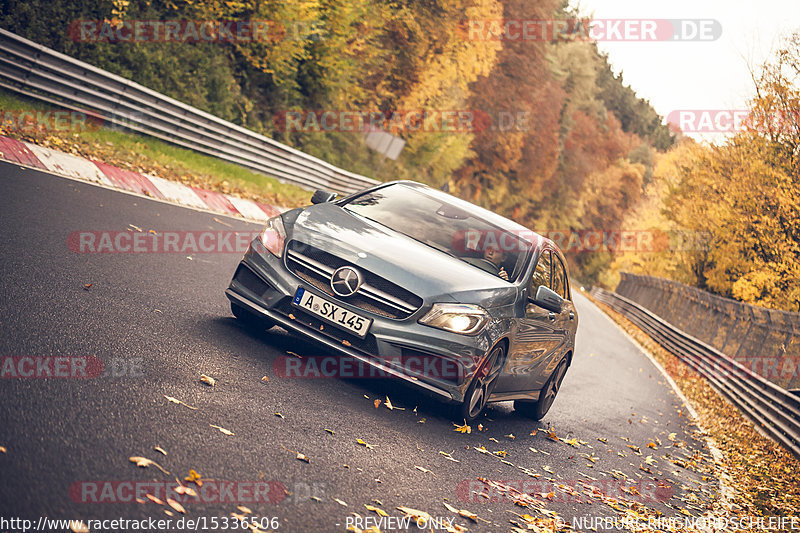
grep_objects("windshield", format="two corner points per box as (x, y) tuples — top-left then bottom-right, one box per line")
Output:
(343, 183), (533, 281)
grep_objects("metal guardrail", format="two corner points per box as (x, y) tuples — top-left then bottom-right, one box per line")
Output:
(0, 28), (380, 195)
(592, 287), (800, 458)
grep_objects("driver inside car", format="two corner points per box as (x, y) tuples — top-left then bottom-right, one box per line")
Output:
(466, 244), (509, 280)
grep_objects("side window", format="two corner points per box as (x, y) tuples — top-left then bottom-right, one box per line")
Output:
(551, 256), (569, 300)
(530, 250), (551, 294)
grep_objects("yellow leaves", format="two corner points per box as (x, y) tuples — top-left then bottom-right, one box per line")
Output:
(545, 429), (559, 442)
(647, 441), (658, 449)
(357, 439), (376, 450)
(0, 445), (6, 453)
(364, 504), (388, 517)
(129, 456), (169, 475)
(493, 450), (507, 458)
(474, 446), (489, 455)
(146, 493), (164, 505)
(261, 376), (269, 383)
(542, 466), (554, 474)
(324, 429), (335, 435)
(439, 451), (459, 463)
(164, 395), (197, 410)
(373, 399), (381, 409)
(453, 421), (471, 434)
(174, 485), (197, 497)
(562, 437), (580, 448)
(334, 498), (348, 506)
(296, 452), (310, 463)
(153, 446), (167, 456)
(415, 465), (436, 476)
(627, 445), (642, 455)
(185, 469), (203, 486)
(210, 424), (234, 436)
(274, 412), (284, 419)
(199, 374), (216, 386)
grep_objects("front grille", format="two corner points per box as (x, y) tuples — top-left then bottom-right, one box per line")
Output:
(284, 241), (422, 320)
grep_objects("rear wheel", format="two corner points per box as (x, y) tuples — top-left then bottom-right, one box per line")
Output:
(457, 343), (506, 423)
(515, 356), (568, 420)
(231, 302), (273, 330)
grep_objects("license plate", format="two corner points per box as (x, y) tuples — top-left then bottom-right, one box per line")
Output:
(292, 287), (372, 338)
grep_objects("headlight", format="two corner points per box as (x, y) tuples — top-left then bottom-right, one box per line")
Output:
(260, 215), (286, 257)
(418, 303), (489, 336)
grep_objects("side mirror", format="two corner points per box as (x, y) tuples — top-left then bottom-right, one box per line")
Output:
(311, 189), (337, 204)
(529, 285), (564, 313)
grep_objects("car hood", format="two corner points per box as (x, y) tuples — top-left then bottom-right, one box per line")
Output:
(286, 203), (518, 306)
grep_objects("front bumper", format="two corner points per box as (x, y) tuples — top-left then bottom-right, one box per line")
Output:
(226, 239), (494, 403)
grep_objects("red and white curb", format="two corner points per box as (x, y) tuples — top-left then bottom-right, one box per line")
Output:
(0, 135), (284, 223)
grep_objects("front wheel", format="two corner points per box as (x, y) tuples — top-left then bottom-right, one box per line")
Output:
(457, 343), (506, 423)
(515, 356), (568, 420)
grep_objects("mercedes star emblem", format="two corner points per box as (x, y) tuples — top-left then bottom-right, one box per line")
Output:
(330, 266), (363, 297)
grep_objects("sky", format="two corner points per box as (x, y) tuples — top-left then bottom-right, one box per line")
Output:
(568, 0), (800, 140)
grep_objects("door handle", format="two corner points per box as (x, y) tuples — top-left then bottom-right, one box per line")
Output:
(548, 312), (555, 321)
(569, 311), (575, 320)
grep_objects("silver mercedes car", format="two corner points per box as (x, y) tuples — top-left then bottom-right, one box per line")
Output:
(226, 181), (577, 422)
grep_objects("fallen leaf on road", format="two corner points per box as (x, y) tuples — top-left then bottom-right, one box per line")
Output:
(396, 506), (433, 527)
(167, 498), (186, 514)
(415, 465), (435, 476)
(287, 351), (302, 359)
(274, 412), (284, 418)
(174, 485), (197, 497)
(146, 493), (164, 505)
(529, 429), (537, 436)
(261, 376), (269, 383)
(334, 498), (348, 506)
(506, 433), (516, 440)
(627, 445), (642, 455)
(129, 456), (169, 475)
(70, 521), (89, 533)
(184, 469), (203, 486)
(164, 396), (197, 410)
(439, 451), (460, 463)
(200, 374), (216, 386)
(542, 465), (554, 474)
(597, 437), (608, 443)
(324, 429), (335, 435)
(210, 424), (234, 436)
(546, 429), (559, 442)
(83, 283), (92, 290)
(153, 446), (167, 456)
(164, 510), (174, 517)
(373, 399), (381, 409)
(237, 505), (252, 514)
(365, 504), (388, 516)
(453, 421), (471, 434)
(443, 502), (479, 522)
(418, 418), (426, 424)
(357, 439), (376, 449)
(0, 446), (6, 453)
(384, 396), (404, 410)
(296, 453), (310, 463)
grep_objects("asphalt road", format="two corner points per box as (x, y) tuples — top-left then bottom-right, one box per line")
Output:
(0, 160), (719, 532)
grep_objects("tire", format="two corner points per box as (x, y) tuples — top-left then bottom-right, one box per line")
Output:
(515, 356), (568, 420)
(457, 343), (506, 423)
(231, 302), (272, 330)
